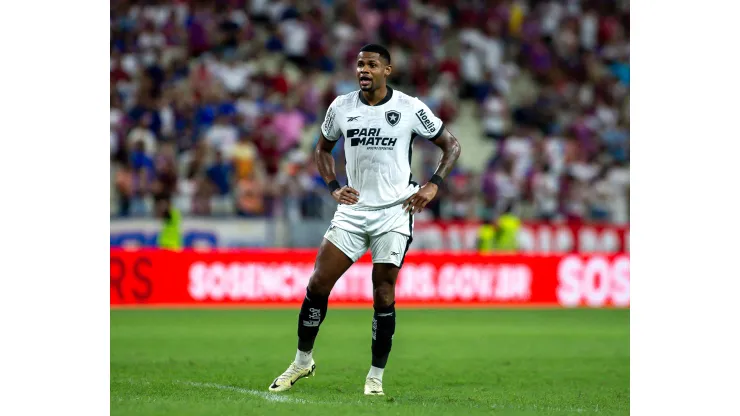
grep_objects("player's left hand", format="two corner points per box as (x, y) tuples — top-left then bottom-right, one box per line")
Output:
(403, 183), (438, 214)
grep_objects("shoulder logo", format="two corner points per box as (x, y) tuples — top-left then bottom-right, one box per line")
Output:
(323, 107), (336, 132)
(385, 110), (401, 127)
(415, 108), (436, 133)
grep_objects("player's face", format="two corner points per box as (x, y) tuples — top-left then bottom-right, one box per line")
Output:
(356, 52), (391, 92)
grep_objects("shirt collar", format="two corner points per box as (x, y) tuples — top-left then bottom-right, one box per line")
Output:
(358, 86), (393, 106)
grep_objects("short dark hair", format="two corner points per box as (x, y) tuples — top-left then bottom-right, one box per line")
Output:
(359, 44), (391, 64)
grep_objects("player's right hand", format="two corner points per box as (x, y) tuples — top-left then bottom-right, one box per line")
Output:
(332, 186), (360, 205)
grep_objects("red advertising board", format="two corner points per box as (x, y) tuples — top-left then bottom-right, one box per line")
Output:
(413, 221), (629, 253)
(111, 250), (629, 308)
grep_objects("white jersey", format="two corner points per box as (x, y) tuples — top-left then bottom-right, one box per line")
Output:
(321, 87), (445, 211)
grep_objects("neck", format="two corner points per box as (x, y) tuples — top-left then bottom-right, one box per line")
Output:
(361, 85), (388, 106)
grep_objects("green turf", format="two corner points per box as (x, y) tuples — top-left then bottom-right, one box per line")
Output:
(111, 309), (629, 416)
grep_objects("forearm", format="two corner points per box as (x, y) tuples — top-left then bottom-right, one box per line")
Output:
(431, 131), (462, 179)
(315, 148), (337, 185)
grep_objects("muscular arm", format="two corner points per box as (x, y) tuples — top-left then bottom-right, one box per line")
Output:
(403, 128), (462, 213)
(430, 128), (462, 179)
(315, 134), (359, 204)
(314, 133), (338, 184)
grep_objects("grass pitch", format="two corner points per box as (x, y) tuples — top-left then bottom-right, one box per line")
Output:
(111, 308), (629, 415)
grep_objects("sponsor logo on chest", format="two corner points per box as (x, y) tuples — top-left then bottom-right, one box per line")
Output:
(348, 128), (398, 149)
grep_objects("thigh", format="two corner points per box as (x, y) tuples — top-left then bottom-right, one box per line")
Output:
(324, 225), (369, 263)
(369, 231), (410, 269)
(309, 231), (364, 295)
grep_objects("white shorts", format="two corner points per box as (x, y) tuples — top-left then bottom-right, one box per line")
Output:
(323, 204), (413, 267)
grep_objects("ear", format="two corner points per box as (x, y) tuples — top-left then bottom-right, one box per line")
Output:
(384, 64), (393, 77)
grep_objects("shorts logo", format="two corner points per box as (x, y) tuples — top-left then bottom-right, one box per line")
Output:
(390, 251), (399, 256)
(385, 110), (401, 127)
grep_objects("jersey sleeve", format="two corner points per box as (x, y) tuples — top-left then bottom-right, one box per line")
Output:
(411, 98), (445, 140)
(320, 97), (342, 141)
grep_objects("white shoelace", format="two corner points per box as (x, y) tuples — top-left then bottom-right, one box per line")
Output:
(278, 363), (307, 382)
(366, 377), (382, 390)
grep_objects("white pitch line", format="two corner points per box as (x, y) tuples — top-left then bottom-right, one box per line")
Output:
(491, 403), (598, 413)
(177, 380), (602, 413)
(177, 381), (315, 404)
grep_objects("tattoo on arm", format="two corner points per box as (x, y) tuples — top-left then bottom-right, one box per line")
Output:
(431, 129), (462, 179)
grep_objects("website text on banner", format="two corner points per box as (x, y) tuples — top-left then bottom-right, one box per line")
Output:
(111, 250), (629, 308)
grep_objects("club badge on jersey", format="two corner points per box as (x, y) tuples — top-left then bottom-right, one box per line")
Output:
(385, 110), (401, 127)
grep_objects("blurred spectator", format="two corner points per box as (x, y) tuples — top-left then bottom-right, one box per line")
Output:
(272, 97), (305, 153)
(152, 142), (179, 202)
(481, 90), (510, 140)
(115, 162), (135, 217)
(280, 13), (310, 68)
(477, 202), (521, 254)
(530, 161), (560, 221)
(494, 202), (522, 252)
(441, 173), (477, 221)
(235, 172), (266, 217)
(597, 160), (630, 225)
(502, 127), (534, 181)
(255, 130), (282, 176)
(127, 115), (157, 156)
(492, 158), (523, 216)
(588, 166), (613, 222)
(204, 113), (239, 157)
(156, 198), (183, 250)
(232, 131), (261, 179)
(129, 141), (155, 216)
(459, 40), (487, 101)
(561, 172), (589, 222)
(214, 55), (255, 95)
(206, 150), (234, 215)
(276, 151), (316, 222)
(191, 176), (213, 216)
(235, 86), (262, 129)
(175, 169), (198, 216)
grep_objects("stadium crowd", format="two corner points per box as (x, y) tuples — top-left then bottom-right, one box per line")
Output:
(111, 0), (629, 225)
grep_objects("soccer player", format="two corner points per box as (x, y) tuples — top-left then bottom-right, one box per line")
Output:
(269, 44), (462, 396)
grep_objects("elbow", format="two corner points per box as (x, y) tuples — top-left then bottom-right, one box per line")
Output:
(314, 143), (325, 162)
(442, 129), (462, 160)
(452, 137), (462, 160)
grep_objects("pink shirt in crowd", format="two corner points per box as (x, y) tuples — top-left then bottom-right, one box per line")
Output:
(272, 110), (305, 152)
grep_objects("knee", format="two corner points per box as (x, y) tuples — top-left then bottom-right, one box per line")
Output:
(373, 281), (395, 308)
(307, 271), (333, 297)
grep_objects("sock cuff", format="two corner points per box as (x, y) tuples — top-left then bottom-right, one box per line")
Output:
(373, 302), (396, 314)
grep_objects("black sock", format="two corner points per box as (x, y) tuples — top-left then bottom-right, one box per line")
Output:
(371, 302), (396, 368)
(297, 289), (329, 352)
